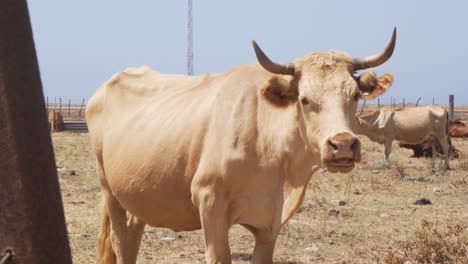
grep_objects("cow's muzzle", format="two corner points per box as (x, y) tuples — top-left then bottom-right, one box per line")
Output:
(322, 132), (361, 173)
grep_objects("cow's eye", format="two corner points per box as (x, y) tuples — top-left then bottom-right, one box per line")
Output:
(301, 97), (309, 105)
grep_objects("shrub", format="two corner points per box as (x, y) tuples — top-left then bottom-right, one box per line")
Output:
(384, 220), (468, 263)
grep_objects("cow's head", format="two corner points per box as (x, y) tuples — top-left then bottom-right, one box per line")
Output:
(253, 28), (396, 173)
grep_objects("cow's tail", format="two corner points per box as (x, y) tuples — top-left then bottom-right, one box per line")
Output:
(446, 112), (452, 156)
(97, 200), (116, 264)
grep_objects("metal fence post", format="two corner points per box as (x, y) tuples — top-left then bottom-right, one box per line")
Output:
(0, 1), (72, 263)
(449, 94), (454, 120)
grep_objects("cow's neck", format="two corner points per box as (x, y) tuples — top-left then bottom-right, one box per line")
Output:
(355, 120), (384, 143)
(278, 106), (321, 226)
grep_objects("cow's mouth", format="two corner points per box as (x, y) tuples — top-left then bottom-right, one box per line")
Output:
(325, 158), (355, 173)
(330, 158), (354, 167)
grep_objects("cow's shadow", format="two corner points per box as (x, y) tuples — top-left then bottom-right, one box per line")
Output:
(231, 252), (303, 264)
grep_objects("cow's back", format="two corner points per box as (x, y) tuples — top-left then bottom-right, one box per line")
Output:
(391, 106), (447, 143)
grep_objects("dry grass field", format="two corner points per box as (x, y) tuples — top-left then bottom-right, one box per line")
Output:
(53, 132), (468, 263)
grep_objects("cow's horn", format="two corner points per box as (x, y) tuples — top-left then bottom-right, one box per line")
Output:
(252, 41), (295, 75)
(353, 27), (397, 71)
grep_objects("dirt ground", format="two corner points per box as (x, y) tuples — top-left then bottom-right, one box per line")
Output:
(53, 131), (468, 263)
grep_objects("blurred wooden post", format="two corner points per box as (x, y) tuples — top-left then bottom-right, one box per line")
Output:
(449, 94), (454, 120)
(390, 96), (392, 108)
(59, 97), (62, 113)
(0, 1), (72, 263)
(403, 98), (405, 108)
(432, 97), (435, 105)
(78, 98), (85, 118)
(68, 99), (71, 118)
(393, 98), (396, 108)
(377, 98), (380, 109)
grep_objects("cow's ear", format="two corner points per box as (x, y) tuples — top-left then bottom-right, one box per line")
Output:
(261, 76), (298, 107)
(357, 70), (393, 100)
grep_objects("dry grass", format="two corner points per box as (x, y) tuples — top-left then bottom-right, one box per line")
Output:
(384, 220), (467, 263)
(52, 132), (468, 263)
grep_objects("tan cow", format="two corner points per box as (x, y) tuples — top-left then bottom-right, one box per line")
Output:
(86, 28), (396, 264)
(354, 106), (451, 169)
(48, 110), (64, 132)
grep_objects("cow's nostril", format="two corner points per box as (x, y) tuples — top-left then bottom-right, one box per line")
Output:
(328, 140), (338, 150)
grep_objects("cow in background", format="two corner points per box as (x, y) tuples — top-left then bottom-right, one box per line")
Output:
(354, 106), (452, 169)
(399, 138), (459, 158)
(48, 110), (64, 132)
(449, 119), (468, 137)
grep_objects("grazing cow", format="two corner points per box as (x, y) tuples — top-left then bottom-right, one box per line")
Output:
(449, 119), (468, 137)
(86, 29), (396, 264)
(399, 139), (459, 158)
(48, 110), (64, 132)
(354, 106), (451, 169)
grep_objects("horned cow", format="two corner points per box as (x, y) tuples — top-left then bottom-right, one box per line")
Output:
(86, 29), (397, 263)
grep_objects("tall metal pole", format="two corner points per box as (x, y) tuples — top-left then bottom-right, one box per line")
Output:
(0, 0), (72, 263)
(187, 0), (193, 75)
(449, 94), (454, 120)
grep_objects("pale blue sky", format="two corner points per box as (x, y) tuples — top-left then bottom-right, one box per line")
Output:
(27, 1), (468, 104)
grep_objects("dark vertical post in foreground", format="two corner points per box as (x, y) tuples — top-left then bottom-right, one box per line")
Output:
(0, 1), (72, 263)
(449, 94), (454, 120)
(68, 99), (71, 118)
(377, 98), (380, 109)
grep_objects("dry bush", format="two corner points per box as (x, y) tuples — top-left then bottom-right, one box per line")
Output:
(393, 161), (407, 179)
(384, 219), (468, 264)
(457, 152), (468, 170)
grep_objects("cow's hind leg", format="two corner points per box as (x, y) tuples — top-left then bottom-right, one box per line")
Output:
(436, 139), (451, 170)
(431, 142), (439, 169)
(102, 189), (129, 264)
(126, 214), (146, 263)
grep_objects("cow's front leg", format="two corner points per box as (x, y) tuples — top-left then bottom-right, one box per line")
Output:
(251, 230), (277, 264)
(384, 139), (392, 160)
(196, 189), (232, 264)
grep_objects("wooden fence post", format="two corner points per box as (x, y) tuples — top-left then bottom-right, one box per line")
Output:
(59, 97), (62, 113)
(377, 98), (380, 109)
(403, 98), (405, 108)
(78, 98), (85, 118)
(449, 94), (454, 120)
(68, 99), (71, 118)
(0, 1), (72, 263)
